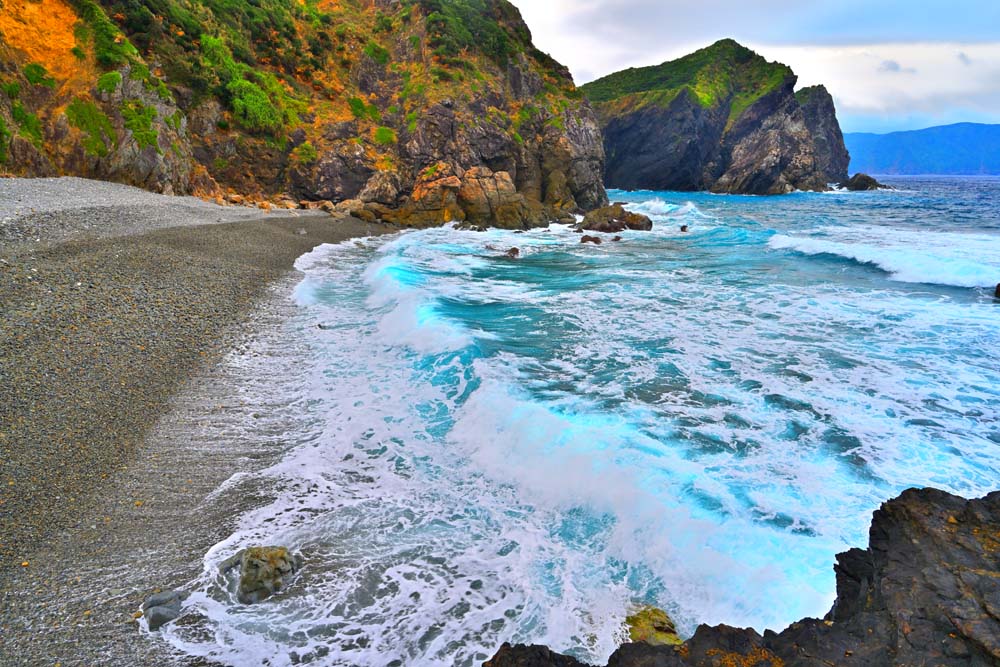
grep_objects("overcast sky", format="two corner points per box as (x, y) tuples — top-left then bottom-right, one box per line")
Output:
(508, 0), (1000, 133)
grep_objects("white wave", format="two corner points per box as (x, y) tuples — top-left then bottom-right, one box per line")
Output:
(769, 226), (1000, 288)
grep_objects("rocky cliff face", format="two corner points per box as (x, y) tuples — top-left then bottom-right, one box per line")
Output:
(581, 40), (849, 195)
(486, 488), (1000, 667)
(0, 0), (607, 226)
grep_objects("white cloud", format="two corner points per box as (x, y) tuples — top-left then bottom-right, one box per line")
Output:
(751, 42), (1000, 130)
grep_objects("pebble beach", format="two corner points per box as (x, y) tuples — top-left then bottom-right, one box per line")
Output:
(0, 177), (391, 664)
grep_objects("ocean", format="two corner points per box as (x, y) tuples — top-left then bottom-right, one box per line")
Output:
(160, 177), (1000, 666)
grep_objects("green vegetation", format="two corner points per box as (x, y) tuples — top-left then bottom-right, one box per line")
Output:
(292, 141), (318, 163)
(0, 116), (10, 164)
(364, 41), (391, 66)
(2, 81), (21, 100)
(580, 39), (792, 125)
(23, 63), (56, 88)
(227, 79), (282, 134)
(412, 0), (528, 66)
(374, 126), (397, 145)
(67, 0), (140, 68)
(96, 71), (122, 94)
(121, 100), (159, 151)
(66, 99), (116, 156)
(12, 102), (43, 146)
(348, 96), (381, 122)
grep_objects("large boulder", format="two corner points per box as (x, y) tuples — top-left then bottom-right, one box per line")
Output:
(391, 162), (466, 227)
(220, 546), (298, 605)
(458, 166), (548, 229)
(579, 204), (653, 233)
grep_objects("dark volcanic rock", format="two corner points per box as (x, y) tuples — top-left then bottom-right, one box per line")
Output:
(995, 283), (1000, 299)
(582, 40), (850, 195)
(797, 85), (850, 183)
(485, 488), (1000, 667)
(841, 173), (891, 191)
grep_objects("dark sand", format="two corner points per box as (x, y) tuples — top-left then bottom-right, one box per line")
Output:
(0, 209), (393, 664)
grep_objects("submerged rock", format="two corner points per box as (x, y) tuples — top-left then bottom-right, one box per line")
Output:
(506, 248), (521, 259)
(220, 546), (298, 604)
(485, 488), (1000, 667)
(579, 204), (653, 233)
(580, 235), (603, 245)
(995, 283), (1000, 299)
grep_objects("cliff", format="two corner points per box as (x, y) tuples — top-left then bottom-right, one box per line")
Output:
(580, 40), (850, 195)
(0, 0), (607, 227)
(486, 488), (1000, 667)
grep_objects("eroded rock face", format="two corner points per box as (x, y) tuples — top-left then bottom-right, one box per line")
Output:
(798, 85), (850, 184)
(485, 488), (1000, 667)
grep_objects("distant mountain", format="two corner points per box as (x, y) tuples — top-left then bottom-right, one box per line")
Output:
(845, 123), (1000, 175)
(580, 39), (849, 195)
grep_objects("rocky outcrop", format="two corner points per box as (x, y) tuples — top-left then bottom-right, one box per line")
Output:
(0, 0), (607, 227)
(485, 488), (1000, 667)
(841, 173), (892, 191)
(578, 203), (653, 233)
(581, 40), (850, 195)
(797, 85), (850, 184)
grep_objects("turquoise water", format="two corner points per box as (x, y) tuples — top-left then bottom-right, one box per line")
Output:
(165, 177), (1000, 666)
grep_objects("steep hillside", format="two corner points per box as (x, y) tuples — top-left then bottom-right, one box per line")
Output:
(581, 40), (849, 194)
(0, 0), (607, 226)
(846, 123), (1000, 175)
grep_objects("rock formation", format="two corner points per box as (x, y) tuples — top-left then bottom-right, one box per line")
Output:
(220, 546), (298, 605)
(841, 173), (892, 191)
(485, 488), (1000, 667)
(0, 0), (607, 227)
(578, 203), (653, 233)
(580, 40), (850, 195)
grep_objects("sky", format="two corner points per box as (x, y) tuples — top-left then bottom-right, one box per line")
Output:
(508, 0), (1000, 133)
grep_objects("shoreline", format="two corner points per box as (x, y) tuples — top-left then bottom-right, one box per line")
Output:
(0, 181), (395, 663)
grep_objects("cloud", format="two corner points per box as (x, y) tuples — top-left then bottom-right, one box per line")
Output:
(879, 60), (916, 73)
(958, 51), (973, 65)
(752, 42), (1000, 131)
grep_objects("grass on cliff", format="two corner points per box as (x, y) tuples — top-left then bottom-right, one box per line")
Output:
(0, 116), (10, 164)
(66, 98), (117, 156)
(121, 100), (159, 151)
(581, 39), (792, 124)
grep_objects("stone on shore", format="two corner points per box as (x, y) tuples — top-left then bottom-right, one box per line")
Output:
(220, 546), (298, 604)
(578, 204), (653, 233)
(142, 589), (188, 631)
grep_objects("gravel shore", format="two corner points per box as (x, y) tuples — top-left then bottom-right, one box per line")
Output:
(0, 176), (297, 248)
(0, 178), (394, 663)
